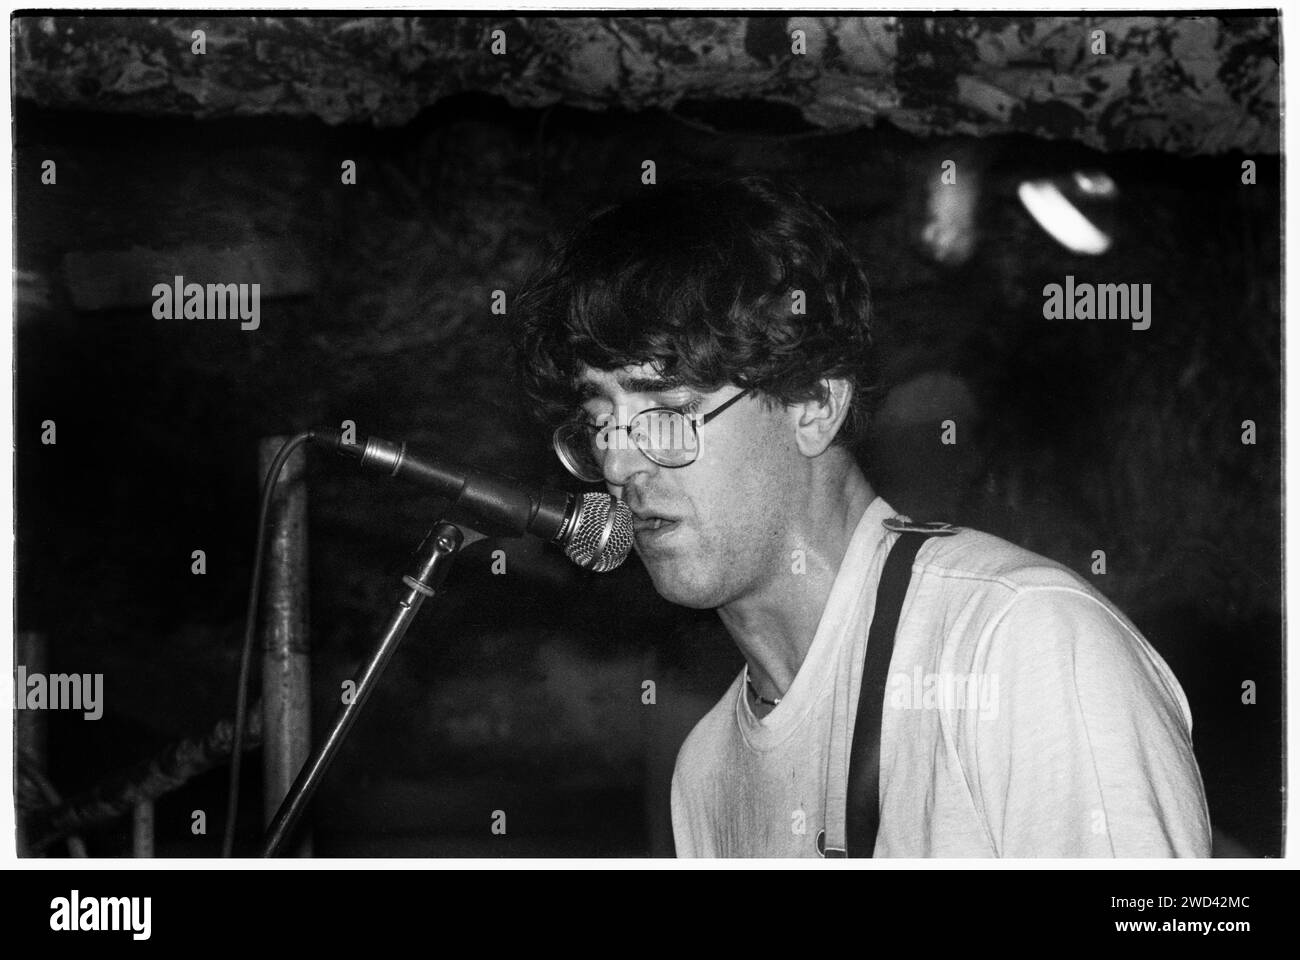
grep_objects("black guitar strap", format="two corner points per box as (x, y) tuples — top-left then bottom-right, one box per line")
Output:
(844, 524), (951, 857)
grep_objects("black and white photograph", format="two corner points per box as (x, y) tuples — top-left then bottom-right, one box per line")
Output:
(8, 5), (1284, 875)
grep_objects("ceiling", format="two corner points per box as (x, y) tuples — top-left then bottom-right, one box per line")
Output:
(13, 14), (1279, 155)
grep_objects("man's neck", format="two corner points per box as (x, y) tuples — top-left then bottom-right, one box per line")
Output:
(717, 458), (876, 710)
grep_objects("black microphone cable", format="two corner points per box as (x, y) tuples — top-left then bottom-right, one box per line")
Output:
(221, 430), (316, 857)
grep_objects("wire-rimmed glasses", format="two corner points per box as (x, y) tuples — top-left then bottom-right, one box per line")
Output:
(553, 387), (753, 483)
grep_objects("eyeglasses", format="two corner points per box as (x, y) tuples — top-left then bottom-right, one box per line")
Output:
(553, 387), (753, 483)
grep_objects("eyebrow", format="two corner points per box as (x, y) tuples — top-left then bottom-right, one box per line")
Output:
(575, 373), (688, 401)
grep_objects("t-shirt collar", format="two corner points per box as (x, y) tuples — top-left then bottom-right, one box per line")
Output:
(737, 493), (896, 747)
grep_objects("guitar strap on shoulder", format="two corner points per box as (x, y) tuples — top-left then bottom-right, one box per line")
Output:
(842, 523), (953, 857)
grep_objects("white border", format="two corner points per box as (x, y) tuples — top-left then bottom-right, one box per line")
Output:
(2, 0), (1292, 871)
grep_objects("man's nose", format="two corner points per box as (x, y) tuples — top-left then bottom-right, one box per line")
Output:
(601, 432), (656, 491)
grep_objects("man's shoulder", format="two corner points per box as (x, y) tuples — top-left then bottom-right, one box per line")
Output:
(886, 520), (1140, 648)
(894, 522), (1177, 706)
(904, 522), (1093, 597)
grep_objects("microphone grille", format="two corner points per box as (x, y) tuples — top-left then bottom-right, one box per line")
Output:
(564, 493), (634, 573)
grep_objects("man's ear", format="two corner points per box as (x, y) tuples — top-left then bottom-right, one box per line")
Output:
(791, 378), (853, 457)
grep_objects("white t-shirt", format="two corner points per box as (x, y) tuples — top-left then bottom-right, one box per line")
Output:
(670, 496), (1212, 857)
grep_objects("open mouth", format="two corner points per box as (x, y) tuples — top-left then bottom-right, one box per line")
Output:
(632, 514), (679, 536)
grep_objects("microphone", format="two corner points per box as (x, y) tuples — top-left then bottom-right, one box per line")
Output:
(310, 430), (634, 572)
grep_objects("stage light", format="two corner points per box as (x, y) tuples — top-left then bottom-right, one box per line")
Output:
(1017, 171), (1115, 256)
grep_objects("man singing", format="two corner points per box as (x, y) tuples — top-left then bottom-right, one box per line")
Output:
(515, 173), (1211, 857)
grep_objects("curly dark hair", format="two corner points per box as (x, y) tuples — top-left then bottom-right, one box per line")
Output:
(514, 172), (876, 444)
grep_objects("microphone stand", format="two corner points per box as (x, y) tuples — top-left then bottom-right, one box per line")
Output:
(260, 521), (464, 857)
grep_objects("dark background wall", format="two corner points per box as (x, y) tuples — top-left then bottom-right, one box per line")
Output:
(13, 19), (1282, 857)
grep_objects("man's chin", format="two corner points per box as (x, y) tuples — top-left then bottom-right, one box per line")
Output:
(639, 556), (721, 609)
